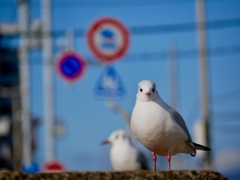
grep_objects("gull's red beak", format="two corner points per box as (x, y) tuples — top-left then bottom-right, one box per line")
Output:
(102, 140), (111, 145)
(145, 92), (151, 97)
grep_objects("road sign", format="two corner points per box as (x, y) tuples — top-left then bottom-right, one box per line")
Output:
(95, 66), (125, 98)
(87, 17), (129, 63)
(22, 162), (40, 173)
(42, 161), (65, 172)
(56, 50), (87, 83)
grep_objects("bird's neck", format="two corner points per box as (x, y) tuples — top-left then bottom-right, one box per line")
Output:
(112, 141), (133, 152)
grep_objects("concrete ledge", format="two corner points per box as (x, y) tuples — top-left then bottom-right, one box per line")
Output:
(0, 170), (227, 180)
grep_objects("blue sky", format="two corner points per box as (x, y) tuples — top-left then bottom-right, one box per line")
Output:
(1, 0), (240, 178)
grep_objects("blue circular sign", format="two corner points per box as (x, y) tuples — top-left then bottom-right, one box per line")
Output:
(56, 50), (87, 83)
(22, 162), (40, 173)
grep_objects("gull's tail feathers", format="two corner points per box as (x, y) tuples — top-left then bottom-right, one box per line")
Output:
(193, 142), (211, 151)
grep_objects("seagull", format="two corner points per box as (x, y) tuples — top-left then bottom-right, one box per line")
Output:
(102, 129), (149, 171)
(130, 80), (211, 171)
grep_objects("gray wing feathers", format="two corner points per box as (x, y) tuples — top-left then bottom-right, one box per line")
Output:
(170, 109), (192, 142)
(170, 110), (211, 152)
(156, 97), (211, 155)
(157, 97), (193, 142)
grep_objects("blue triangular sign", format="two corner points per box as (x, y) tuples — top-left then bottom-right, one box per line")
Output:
(95, 66), (125, 98)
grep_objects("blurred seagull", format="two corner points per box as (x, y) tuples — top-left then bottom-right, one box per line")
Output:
(130, 80), (211, 171)
(102, 129), (149, 171)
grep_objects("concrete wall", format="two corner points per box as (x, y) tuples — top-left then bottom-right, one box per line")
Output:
(0, 170), (227, 180)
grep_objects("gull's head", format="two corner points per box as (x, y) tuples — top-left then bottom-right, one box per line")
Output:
(102, 129), (132, 145)
(136, 80), (159, 102)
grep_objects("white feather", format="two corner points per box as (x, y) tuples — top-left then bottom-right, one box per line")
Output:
(130, 80), (195, 156)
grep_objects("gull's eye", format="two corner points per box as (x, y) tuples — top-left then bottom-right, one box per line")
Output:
(152, 88), (155, 92)
(115, 135), (119, 139)
(140, 88), (143, 92)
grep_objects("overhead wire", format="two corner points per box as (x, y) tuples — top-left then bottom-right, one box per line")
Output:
(0, 0), (234, 9)
(212, 111), (240, 120)
(211, 88), (240, 104)
(1, 44), (240, 65)
(1, 18), (240, 38)
(1, 3), (240, 65)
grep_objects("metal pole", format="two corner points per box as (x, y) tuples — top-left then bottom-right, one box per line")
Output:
(66, 30), (74, 50)
(168, 42), (181, 169)
(195, 0), (211, 168)
(42, 0), (54, 162)
(11, 88), (22, 170)
(169, 42), (178, 111)
(18, 0), (31, 166)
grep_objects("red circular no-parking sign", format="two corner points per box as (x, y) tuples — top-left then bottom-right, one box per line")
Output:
(42, 161), (65, 172)
(87, 17), (130, 63)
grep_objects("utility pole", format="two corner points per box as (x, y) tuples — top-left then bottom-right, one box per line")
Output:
(42, 0), (55, 162)
(169, 43), (178, 111)
(168, 42), (181, 169)
(66, 30), (74, 50)
(195, 0), (211, 168)
(18, 0), (31, 167)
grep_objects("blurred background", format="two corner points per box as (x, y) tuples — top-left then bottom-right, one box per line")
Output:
(0, 0), (240, 178)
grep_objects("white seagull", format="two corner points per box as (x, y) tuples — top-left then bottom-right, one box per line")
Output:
(102, 129), (149, 171)
(130, 80), (211, 171)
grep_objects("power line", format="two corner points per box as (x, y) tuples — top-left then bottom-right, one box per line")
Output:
(211, 88), (240, 104)
(0, 0), (233, 9)
(212, 125), (240, 134)
(0, 44), (236, 66)
(28, 18), (240, 36)
(1, 44), (240, 64)
(131, 18), (240, 35)
(121, 45), (240, 62)
(211, 111), (240, 120)
(1, 18), (240, 38)
(51, 0), (193, 8)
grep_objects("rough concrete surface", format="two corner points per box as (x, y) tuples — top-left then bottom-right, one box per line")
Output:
(0, 170), (227, 180)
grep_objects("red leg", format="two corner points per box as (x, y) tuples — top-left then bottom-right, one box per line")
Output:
(167, 152), (171, 170)
(152, 152), (157, 171)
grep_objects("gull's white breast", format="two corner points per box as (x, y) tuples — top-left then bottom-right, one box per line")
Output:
(131, 100), (188, 156)
(110, 142), (140, 171)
